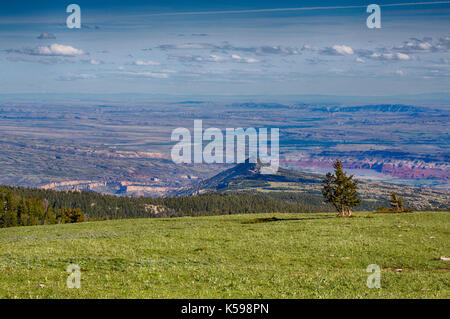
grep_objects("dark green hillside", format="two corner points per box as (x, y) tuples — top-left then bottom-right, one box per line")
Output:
(0, 185), (332, 227)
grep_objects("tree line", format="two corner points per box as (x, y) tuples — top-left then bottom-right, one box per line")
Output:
(0, 185), (332, 228)
(0, 187), (84, 228)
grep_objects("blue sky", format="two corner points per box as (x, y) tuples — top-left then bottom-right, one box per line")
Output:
(1, 0), (450, 98)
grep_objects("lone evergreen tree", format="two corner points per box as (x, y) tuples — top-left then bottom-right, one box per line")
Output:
(322, 160), (361, 217)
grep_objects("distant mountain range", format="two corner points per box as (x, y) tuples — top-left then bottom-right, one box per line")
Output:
(234, 103), (437, 113)
(2, 93), (449, 106)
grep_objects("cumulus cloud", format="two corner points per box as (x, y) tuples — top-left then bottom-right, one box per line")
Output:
(34, 44), (84, 56)
(316, 36), (450, 63)
(321, 45), (354, 55)
(7, 44), (85, 57)
(133, 60), (160, 66)
(362, 51), (411, 61)
(332, 45), (354, 55)
(37, 33), (56, 39)
(391, 37), (450, 54)
(231, 54), (258, 63)
(395, 53), (410, 60)
(395, 38), (432, 53)
(394, 38), (434, 53)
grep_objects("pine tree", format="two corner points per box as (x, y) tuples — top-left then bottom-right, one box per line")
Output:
(322, 160), (361, 217)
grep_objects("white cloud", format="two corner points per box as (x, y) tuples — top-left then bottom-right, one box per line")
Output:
(399, 40), (432, 51)
(393, 37), (450, 53)
(7, 43), (85, 57)
(231, 54), (259, 63)
(320, 45), (354, 56)
(35, 44), (84, 56)
(369, 52), (410, 61)
(332, 45), (354, 55)
(396, 53), (410, 60)
(133, 60), (160, 66)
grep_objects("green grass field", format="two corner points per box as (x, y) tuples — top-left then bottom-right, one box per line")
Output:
(0, 212), (449, 299)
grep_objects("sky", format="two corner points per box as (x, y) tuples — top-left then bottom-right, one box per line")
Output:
(1, 0), (450, 98)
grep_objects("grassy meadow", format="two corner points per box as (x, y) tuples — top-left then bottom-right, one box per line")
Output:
(0, 211), (449, 299)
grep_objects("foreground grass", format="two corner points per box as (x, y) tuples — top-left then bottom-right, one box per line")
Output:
(0, 212), (448, 299)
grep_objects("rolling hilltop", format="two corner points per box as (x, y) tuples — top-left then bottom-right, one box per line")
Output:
(1, 212), (448, 298)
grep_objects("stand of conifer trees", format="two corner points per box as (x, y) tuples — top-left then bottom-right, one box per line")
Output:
(0, 187), (85, 228)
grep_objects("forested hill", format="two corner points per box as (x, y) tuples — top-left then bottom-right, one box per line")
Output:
(1, 185), (335, 227)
